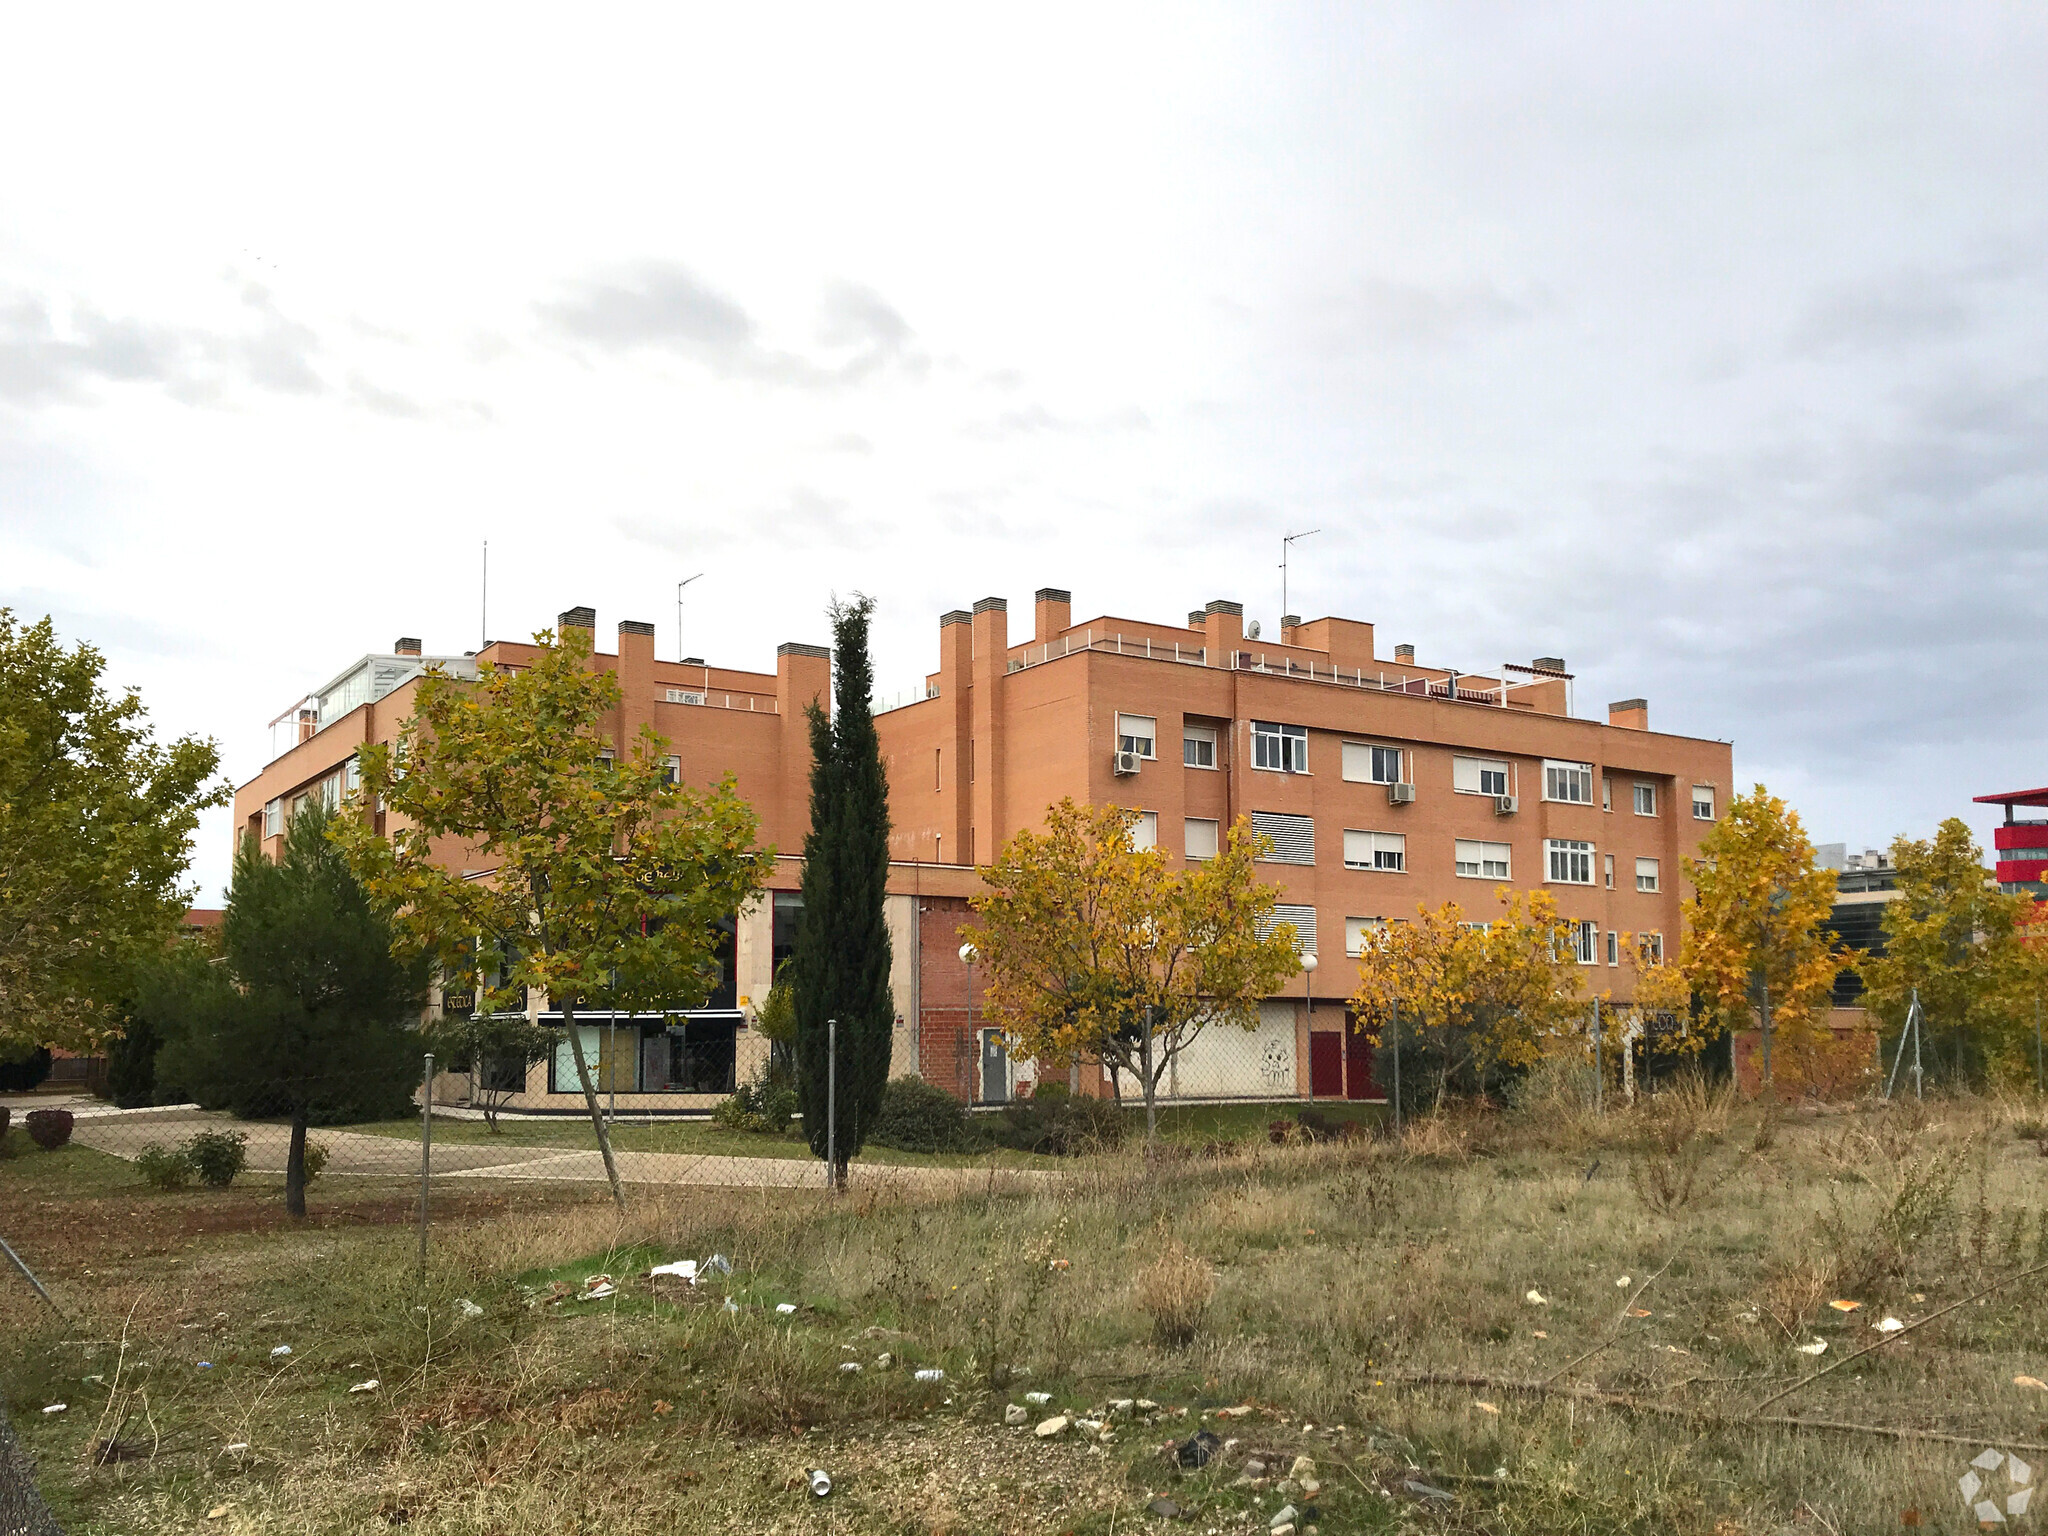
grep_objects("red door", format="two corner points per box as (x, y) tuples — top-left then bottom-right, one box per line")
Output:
(1309, 1032), (1343, 1098)
(1344, 1012), (1377, 1100)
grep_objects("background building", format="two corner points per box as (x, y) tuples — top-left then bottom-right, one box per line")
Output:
(1975, 786), (2048, 899)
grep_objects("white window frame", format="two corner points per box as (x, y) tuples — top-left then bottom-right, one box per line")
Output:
(318, 775), (342, 812)
(1639, 932), (1664, 964)
(1343, 829), (1406, 873)
(1633, 781), (1657, 817)
(1453, 755), (1510, 796)
(1546, 838), (1595, 885)
(1544, 760), (1595, 805)
(1573, 920), (1598, 965)
(1344, 916), (1386, 957)
(1183, 816), (1219, 861)
(1692, 785), (1716, 821)
(1603, 853), (1615, 889)
(1182, 723), (1217, 769)
(1343, 741), (1403, 785)
(1454, 839), (1511, 879)
(1602, 775), (1612, 811)
(263, 798), (282, 838)
(1117, 713), (1158, 760)
(1606, 929), (1619, 967)
(1252, 720), (1309, 774)
(1636, 857), (1660, 892)
(1129, 810), (1158, 851)
(343, 756), (361, 793)
(663, 754), (681, 786)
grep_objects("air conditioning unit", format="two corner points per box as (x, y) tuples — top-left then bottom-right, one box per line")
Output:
(1494, 794), (1519, 815)
(1387, 781), (1416, 805)
(1112, 750), (1144, 776)
(666, 688), (706, 705)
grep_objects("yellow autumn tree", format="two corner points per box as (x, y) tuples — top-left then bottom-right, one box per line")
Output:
(1347, 887), (1585, 1105)
(1678, 784), (1843, 1090)
(964, 800), (1301, 1146)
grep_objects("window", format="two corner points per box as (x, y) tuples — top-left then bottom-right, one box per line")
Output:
(1184, 817), (1219, 861)
(1342, 741), (1402, 784)
(1117, 713), (1157, 760)
(1544, 760), (1594, 804)
(263, 798), (282, 837)
(1183, 724), (1217, 769)
(1604, 853), (1615, 889)
(343, 756), (361, 793)
(1633, 782), (1657, 816)
(663, 755), (680, 786)
(1343, 829), (1405, 872)
(1345, 916), (1386, 957)
(1546, 838), (1595, 884)
(597, 749), (615, 773)
(1253, 720), (1309, 773)
(1639, 932), (1664, 964)
(1256, 902), (1317, 954)
(1250, 810), (1315, 864)
(318, 775), (342, 812)
(1606, 930), (1619, 966)
(1636, 857), (1660, 892)
(1602, 776), (1612, 811)
(1454, 839), (1511, 879)
(1573, 921), (1598, 965)
(1692, 785), (1716, 821)
(1128, 810), (1158, 852)
(1453, 756), (1510, 796)
(665, 687), (706, 705)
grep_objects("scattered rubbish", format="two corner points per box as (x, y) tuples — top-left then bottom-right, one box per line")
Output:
(1269, 1505), (1299, 1530)
(875, 1352), (893, 1369)
(702, 1254), (733, 1277)
(1912, 1293), (1926, 1303)
(1136, 1398), (1160, 1412)
(1401, 1476), (1454, 1503)
(455, 1299), (484, 1319)
(1795, 1339), (1828, 1356)
(83, 1374), (104, 1385)
(197, 1362), (214, 1370)
(1036, 1415), (1072, 1439)
(913, 1368), (945, 1383)
(1049, 1257), (1070, 1270)
(1108, 1398), (1134, 1417)
(805, 1467), (832, 1498)
(2014, 1375), (2048, 1391)
(1075, 1417), (1105, 1435)
(839, 1362), (862, 1374)
(1626, 1308), (1651, 1318)
(1524, 1289), (1548, 1305)
(577, 1275), (617, 1302)
(1532, 1330), (1548, 1339)
(776, 1303), (798, 1315)
(1616, 1275), (1631, 1287)
(1023, 1391), (1052, 1406)
(42, 1404), (65, 1415)
(270, 1345), (292, 1358)
(1828, 1299), (1862, 1313)
(1473, 1401), (1499, 1414)
(208, 1506), (229, 1520)
(1175, 1429), (1221, 1467)
(1290, 1455), (1316, 1479)
(349, 1379), (381, 1393)
(648, 1260), (699, 1283)
(1213, 1404), (1254, 1419)
(1147, 1496), (1181, 1517)
(1005, 1404), (1029, 1425)
(225, 1443), (249, 1455)
(1873, 1316), (1906, 1334)
(723, 1298), (740, 1315)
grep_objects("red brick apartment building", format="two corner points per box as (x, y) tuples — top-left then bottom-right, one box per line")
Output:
(234, 592), (1731, 1113)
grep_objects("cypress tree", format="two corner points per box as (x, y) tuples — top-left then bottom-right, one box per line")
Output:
(793, 595), (893, 1187)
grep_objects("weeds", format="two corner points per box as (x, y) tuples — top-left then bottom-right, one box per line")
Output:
(1133, 1228), (1214, 1347)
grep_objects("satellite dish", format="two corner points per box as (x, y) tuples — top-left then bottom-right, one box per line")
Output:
(1246, 620), (1262, 640)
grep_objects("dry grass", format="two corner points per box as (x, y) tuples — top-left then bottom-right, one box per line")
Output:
(7, 1087), (2048, 1534)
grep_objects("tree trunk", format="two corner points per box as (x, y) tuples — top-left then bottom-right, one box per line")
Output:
(286, 1112), (308, 1218)
(1139, 1023), (1158, 1155)
(1759, 979), (1773, 1089)
(562, 1000), (627, 1213)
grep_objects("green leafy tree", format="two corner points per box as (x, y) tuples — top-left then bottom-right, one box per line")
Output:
(752, 960), (797, 1085)
(429, 1011), (555, 1130)
(1679, 785), (1843, 1089)
(793, 597), (893, 1188)
(155, 806), (426, 1215)
(1859, 818), (2045, 1088)
(966, 801), (1301, 1147)
(333, 625), (771, 1211)
(0, 609), (226, 1054)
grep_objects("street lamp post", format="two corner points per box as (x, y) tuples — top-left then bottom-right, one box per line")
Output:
(1301, 951), (1319, 1100)
(676, 573), (704, 662)
(959, 942), (978, 1102)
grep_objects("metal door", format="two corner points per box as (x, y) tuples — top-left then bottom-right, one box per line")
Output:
(980, 1029), (1010, 1103)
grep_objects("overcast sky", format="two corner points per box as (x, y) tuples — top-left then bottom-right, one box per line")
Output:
(5, 5), (2044, 903)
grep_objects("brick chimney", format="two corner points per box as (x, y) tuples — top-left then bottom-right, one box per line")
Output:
(394, 637), (421, 657)
(1201, 599), (1243, 666)
(1032, 587), (1071, 646)
(1394, 643), (1415, 663)
(558, 606), (596, 647)
(1608, 698), (1648, 730)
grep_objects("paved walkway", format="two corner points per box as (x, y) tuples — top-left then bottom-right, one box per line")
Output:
(52, 1102), (1056, 1196)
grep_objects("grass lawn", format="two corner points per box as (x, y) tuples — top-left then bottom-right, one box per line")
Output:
(6, 1080), (2047, 1534)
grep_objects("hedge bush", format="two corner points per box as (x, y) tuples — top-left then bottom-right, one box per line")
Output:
(867, 1075), (976, 1153)
(136, 1143), (194, 1190)
(993, 1084), (1123, 1156)
(304, 1140), (330, 1182)
(712, 1078), (799, 1135)
(24, 1109), (73, 1150)
(183, 1128), (248, 1187)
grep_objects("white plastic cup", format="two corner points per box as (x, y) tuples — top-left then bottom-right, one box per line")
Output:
(807, 1468), (832, 1498)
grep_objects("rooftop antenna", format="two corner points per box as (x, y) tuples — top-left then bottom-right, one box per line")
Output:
(480, 539), (488, 649)
(1280, 528), (1320, 628)
(676, 573), (704, 662)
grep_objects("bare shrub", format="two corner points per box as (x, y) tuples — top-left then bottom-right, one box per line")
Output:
(1134, 1234), (1214, 1347)
(1824, 1144), (1963, 1296)
(1628, 1141), (1711, 1216)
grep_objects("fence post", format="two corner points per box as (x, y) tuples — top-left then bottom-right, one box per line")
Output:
(418, 1051), (434, 1276)
(1591, 1000), (1603, 1114)
(826, 1018), (838, 1193)
(1390, 1001), (1401, 1137)
(0, 1234), (58, 1312)
(2035, 996), (2043, 1099)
